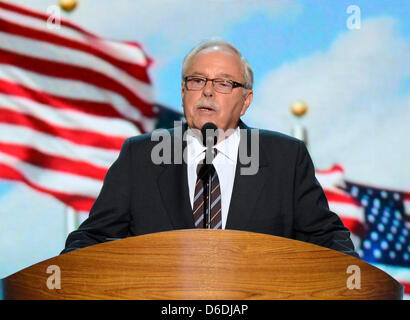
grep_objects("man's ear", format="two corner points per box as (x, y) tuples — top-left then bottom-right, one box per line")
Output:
(240, 90), (253, 116)
(181, 82), (185, 100)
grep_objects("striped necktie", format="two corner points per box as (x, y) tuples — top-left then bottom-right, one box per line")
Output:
(192, 162), (222, 229)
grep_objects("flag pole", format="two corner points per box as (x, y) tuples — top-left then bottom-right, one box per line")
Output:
(65, 205), (79, 236)
(290, 101), (308, 145)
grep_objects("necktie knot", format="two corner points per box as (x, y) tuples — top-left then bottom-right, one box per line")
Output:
(196, 163), (215, 180)
(200, 148), (217, 166)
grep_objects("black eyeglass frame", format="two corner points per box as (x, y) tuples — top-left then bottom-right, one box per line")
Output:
(183, 76), (247, 93)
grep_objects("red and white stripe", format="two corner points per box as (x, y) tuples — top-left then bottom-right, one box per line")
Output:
(0, 2), (156, 212)
(316, 165), (366, 237)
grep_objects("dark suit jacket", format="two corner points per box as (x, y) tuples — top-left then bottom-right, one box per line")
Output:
(61, 121), (358, 257)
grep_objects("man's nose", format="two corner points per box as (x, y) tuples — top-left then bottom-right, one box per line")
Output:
(202, 79), (214, 97)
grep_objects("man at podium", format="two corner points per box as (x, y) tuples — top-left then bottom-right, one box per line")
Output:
(61, 39), (358, 258)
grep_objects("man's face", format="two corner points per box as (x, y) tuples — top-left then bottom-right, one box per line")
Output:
(181, 46), (253, 133)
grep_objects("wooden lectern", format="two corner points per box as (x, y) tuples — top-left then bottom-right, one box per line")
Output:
(2, 230), (403, 299)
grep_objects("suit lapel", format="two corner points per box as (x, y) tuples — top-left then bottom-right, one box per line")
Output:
(225, 121), (269, 230)
(157, 123), (195, 229)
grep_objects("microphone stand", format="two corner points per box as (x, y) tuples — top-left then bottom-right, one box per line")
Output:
(197, 145), (216, 229)
(200, 122), (218, 229)
(205, 148), (214, 229)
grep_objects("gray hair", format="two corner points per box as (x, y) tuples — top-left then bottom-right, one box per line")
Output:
(181, 38), (254, 90)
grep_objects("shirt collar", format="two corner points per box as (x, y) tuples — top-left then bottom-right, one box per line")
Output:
(186, 128), (206, 162)
(214, 127), (240, 163)
(186, 126), (240, 164)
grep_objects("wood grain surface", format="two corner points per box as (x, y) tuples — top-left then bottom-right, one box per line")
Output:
(2, 229), (403, 299)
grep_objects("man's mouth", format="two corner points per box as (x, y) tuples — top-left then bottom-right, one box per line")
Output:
(197, 105), (216, 112)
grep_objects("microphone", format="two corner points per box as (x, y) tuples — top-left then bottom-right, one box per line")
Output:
(201, 122), (218, 165)
(201, 122), (218, 147)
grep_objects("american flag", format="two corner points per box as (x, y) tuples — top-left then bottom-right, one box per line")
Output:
(0, 1), (157, 213)
(317, 165), (410, 299)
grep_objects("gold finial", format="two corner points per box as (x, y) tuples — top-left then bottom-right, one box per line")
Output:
(59, 0), (78, 12)
(290, 100), (309, 117)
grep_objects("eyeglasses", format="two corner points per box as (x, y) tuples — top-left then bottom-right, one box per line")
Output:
(184, 76), (246, 94)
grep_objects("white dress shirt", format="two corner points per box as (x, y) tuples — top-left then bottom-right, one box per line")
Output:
(186, 127), (240, 229)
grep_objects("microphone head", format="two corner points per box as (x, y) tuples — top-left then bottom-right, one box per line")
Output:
(201, 122), (218, 147)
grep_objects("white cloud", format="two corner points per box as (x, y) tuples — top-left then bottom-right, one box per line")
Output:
(247, 17), (410, 190)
